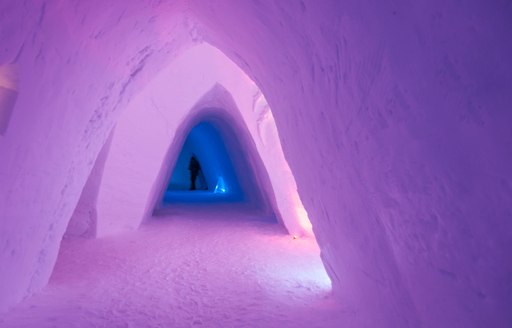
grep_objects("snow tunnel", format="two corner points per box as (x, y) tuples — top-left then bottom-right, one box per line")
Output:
(1, 2), (511, 327)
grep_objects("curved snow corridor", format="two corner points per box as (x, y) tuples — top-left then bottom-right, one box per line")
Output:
(1, 1), (511, 327)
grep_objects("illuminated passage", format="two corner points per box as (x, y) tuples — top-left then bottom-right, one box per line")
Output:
(160, 117), (274, 219)
(164, 121), (242, 202)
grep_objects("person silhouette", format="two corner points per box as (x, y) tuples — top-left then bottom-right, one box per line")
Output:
(188, 155), (201, 190)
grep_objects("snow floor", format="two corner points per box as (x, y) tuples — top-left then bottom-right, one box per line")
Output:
(0, 211), (349, 327)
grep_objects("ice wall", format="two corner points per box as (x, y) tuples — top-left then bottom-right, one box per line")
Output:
(190, 1), (512, 326)
(0, 1), (511, 326)
(0, 0), (192, 312)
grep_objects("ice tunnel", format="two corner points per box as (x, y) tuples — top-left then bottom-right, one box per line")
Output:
(1, 1), (512, 327)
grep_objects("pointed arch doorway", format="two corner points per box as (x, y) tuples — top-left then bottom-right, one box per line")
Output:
(154, 107), (278, 223)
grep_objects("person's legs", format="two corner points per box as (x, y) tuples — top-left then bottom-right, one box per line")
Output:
(190, 171), (198, 190)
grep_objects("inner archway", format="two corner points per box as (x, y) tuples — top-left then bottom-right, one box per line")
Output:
(155, 107), (278, 223)
(164, 122), (244, 202)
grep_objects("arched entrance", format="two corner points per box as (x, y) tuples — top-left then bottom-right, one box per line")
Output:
(154, 108), (278, 223)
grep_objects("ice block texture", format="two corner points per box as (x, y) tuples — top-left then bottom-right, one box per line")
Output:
(0, 1), (511, 327)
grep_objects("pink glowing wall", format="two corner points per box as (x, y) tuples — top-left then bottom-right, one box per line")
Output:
(0, 1), (511, 327)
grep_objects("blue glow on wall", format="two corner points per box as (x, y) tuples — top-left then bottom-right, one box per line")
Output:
(214, 177), (227, 194)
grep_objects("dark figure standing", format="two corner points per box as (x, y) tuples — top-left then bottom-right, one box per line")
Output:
(188, 155), (201, 190)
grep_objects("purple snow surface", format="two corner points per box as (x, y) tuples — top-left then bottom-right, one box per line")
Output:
(0, 213), (341, 328)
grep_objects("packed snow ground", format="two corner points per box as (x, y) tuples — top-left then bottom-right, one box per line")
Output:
(0, 212), (349, 327)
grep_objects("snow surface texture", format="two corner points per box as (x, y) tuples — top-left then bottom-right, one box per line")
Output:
(0, 1), (511, 327)
(0, 214), (338, 328)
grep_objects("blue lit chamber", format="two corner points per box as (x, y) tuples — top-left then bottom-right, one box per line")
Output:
(162, 121), (244, 204)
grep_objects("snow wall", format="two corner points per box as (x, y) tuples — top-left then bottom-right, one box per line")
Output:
(0, 1), (511, 327)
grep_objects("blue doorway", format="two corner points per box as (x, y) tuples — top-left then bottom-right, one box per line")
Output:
(162, 121), (244, 204)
